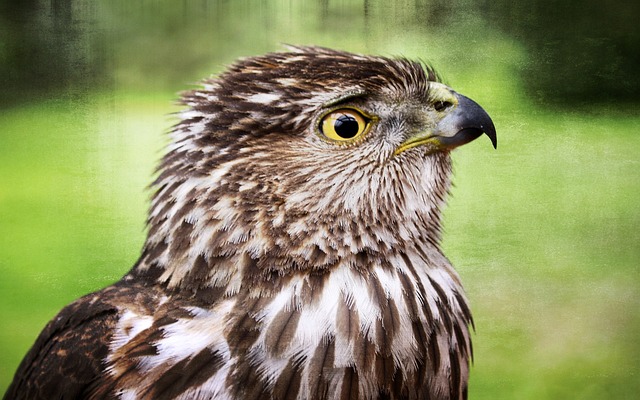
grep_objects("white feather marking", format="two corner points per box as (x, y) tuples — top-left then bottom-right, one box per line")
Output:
(247, 93), (281, 104)
(238, 181), (258, 191)
(136, 301), (234, 373)
(275, 78), (298, 86)
(294, 280), (338, 349)
(180, 110), (205, 120)
(110, 311), (154, 352)
(337, 267), (379, 339)
(224, 269), (242, 296)
(117, 389), (138, 400)
(207, 163), (233, 185)
(374, 266), (420, 368)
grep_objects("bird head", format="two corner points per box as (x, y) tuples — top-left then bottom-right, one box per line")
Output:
(137, 47), (496, 289)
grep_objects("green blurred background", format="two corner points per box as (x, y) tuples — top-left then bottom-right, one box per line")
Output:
(1, 0), (638, 398)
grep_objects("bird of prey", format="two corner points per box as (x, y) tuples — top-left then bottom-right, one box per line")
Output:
(5, 46), (496, 400)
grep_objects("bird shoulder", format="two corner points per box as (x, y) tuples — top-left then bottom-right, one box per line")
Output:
(3, 283), (156, 400)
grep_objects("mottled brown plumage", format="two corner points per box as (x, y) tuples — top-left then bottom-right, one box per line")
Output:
(5, 46), (495, 400)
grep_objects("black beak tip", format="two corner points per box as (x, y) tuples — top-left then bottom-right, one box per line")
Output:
(484, 122), (497, 149)
(455, 94), (497, 150)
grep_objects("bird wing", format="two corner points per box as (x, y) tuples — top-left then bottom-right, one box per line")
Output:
(4, 287), (122, 400)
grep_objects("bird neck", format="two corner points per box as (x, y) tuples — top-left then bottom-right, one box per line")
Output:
(125, 150), (453, 300)
(127, 198), (447, 300)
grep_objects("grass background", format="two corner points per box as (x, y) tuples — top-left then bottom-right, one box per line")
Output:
(1, 1), (639, 398)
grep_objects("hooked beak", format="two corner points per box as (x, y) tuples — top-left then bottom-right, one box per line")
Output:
(394, 89), (497, 155)
(434, 94), (497, 150)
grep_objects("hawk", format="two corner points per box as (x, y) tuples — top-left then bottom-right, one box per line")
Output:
(5, 46), (496, 400)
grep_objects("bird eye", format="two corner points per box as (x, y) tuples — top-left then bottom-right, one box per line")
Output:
(319, 108), (371, 142)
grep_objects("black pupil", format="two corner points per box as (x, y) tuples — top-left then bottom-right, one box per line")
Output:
(334, 115), (360, 138)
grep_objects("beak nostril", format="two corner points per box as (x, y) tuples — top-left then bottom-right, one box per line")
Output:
(434, 101), (453, 112)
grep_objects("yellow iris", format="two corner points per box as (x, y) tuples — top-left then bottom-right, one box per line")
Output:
(319, 108), (371, 142)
